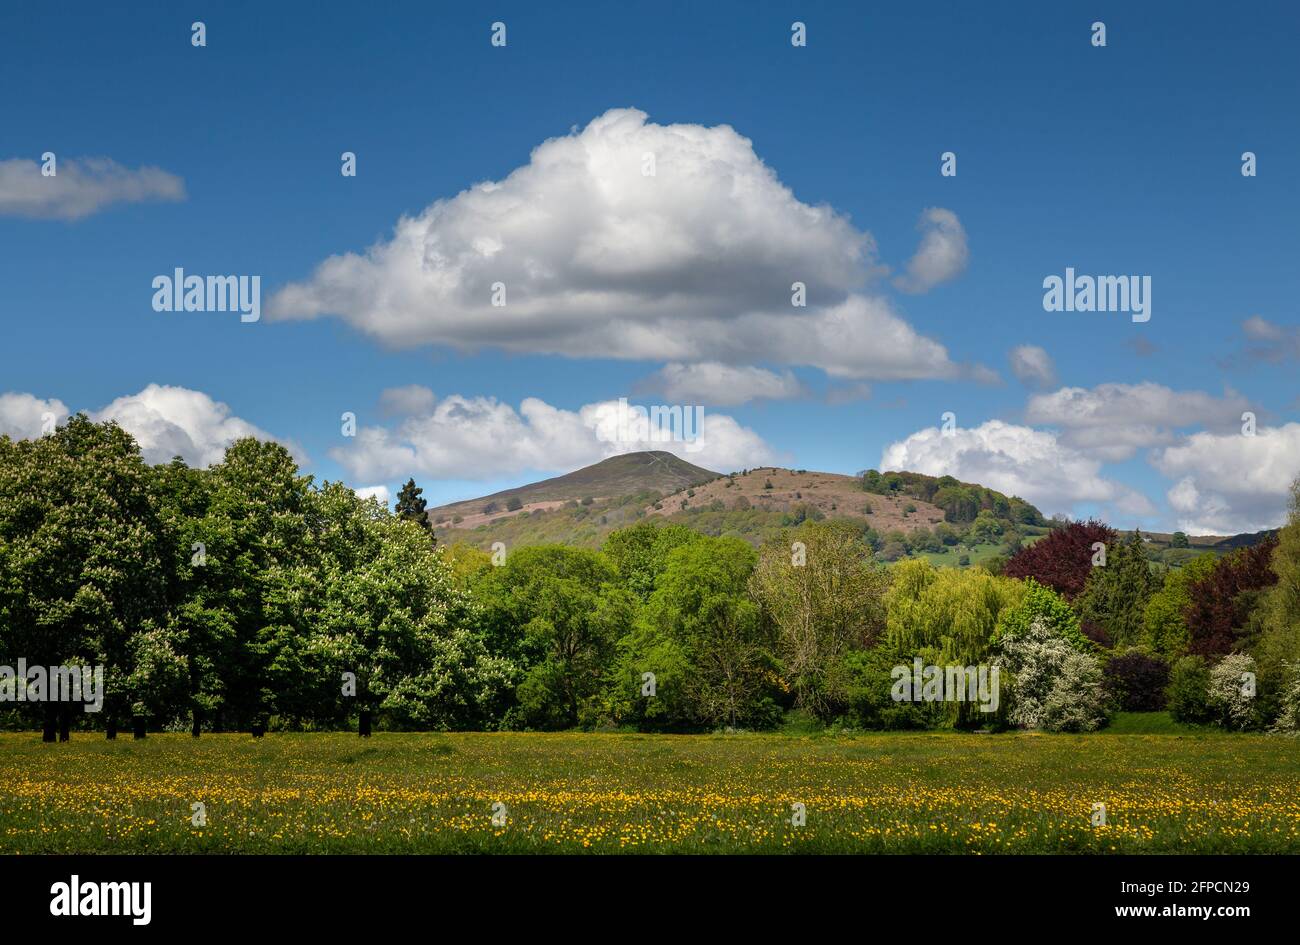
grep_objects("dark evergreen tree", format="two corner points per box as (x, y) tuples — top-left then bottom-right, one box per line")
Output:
(395, 478), (431, 533)
(1077, 531), (1162, 648)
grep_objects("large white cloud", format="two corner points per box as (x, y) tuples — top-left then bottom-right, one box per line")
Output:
(331, 386), (776, 481)
(1153, 423), (1300, 533)
(3, 384), (300, 468)
(91, 384), (299, 467)
(880, 419), (1153, 518)
(0, 156), (185, 220)
(893, 207), (969, 294)
(269, 108), (979, 382)
(646, 362), (804, 406)
(1025, 382), (1250, 461)
(0, 392), (70, 439)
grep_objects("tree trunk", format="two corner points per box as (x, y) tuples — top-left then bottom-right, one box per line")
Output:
(58, 705), (70, 742)
(191, 708), (201, 737)
(359, 709), (372, 737)
(42, 704), (56, 742)
(105, 717), (117, 740)
(132, 716), (146, 739)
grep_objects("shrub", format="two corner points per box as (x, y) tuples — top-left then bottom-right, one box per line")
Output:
(1269, 662), (1300, 735)
(1166, 655), (1212, 724)
(879, 540), (908, 562)
(997, 617), (1107, 732)
(1040, 653), (1108, 732)
(1102, 650), (1169, 711)
(505, 497), (523, 512)
(979, 555), (1008, 576)
(995, 579), (1090, 652)
(839, 649), (932, 730)
(1081, 619), (1111, 648)
(1207, 653), (1259, 730)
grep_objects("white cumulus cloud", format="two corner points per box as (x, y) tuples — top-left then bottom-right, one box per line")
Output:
(1153, 423), (1300, 533)
(332, 387), (776, 481)
(91, 384), (300, 467)
(646, 362), (804, 406)
(379, 384), (438, 416)
(0, 156), (185, 220)
(880, 418), (1153, 518)
(1025, 382), (1250, 462)
(0, 392), (70, 439)
(269, 108), (978, 383)
(3, 384), (302, 469)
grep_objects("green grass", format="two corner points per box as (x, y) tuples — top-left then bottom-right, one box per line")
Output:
(1102, 711), (1215, 734)
(915, 543), (1006, 567)
(3, 730), (1298, 854)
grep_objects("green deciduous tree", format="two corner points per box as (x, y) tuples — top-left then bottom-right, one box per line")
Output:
(602, 521), (698, 600)
(619, 536), (775, 730)
(750, 521), (889, 720)
(0, 416), (169, 739)
(1141, 553), (1217, 658)
(478, 546), (632, 728)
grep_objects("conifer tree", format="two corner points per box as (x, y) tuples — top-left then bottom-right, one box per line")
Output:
(395, 478), (431, 534)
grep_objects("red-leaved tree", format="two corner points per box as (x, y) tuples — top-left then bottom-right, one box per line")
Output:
(1002, 519), (1117, 600)
(1184, 536), (1279, 656)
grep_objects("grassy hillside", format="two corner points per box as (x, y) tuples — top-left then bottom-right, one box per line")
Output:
(429, 451), (719, 537)
(429, 451), (1273, 564)
(650, 465), (947, 531)
(431, 458), (986, 554)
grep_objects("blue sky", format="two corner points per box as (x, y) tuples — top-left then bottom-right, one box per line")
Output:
(2, 0), (1298, 534)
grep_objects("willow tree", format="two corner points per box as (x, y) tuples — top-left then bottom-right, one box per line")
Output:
(884, 559), (1028, 666)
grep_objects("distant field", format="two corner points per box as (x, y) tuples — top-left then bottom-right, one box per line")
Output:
(914, 530), (1047, 567)
(3, 731), (1298, 854)
(915, 543), (1007, 567)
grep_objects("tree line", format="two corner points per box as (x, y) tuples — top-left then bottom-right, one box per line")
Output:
(3, 416), (1298, 738)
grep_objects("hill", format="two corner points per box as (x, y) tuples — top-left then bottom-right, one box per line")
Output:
(428, 454), (1276, 566)
(430, 454), (1046, 557)
(429, 451), (720, 535)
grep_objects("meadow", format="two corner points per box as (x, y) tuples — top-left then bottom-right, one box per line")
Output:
(3, 729), (1298, 854)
